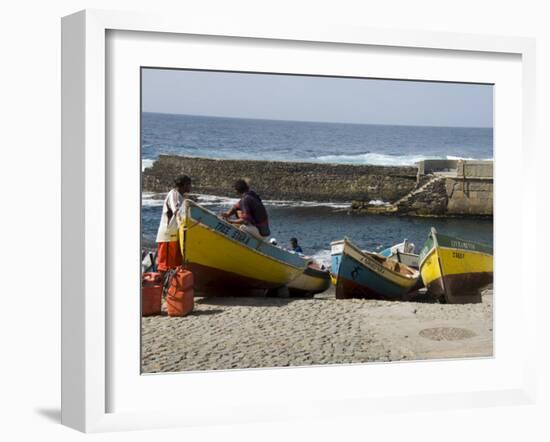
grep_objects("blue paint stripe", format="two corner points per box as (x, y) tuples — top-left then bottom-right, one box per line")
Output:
(331, 253), (342, 275)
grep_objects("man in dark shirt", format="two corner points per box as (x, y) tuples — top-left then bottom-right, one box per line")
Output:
(222, 179), (271, 240)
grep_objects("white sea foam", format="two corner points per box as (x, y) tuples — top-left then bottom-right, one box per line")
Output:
(315, 152), (428, 166)
(315, 153), (493, 166)
(368, 199), (390, 206)
(141, 192), (164, 207)
(197, 195), (239, 207)
(446, 155), (494, 161)
(446, 155), (475, 161)
(142, 159), (155, 171)
(264, 199), (351, 209)
(310, 249), (332, 268)
(142, 192), (351, 210)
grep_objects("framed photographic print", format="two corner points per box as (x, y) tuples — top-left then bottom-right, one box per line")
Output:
(61, 9), (537, 432)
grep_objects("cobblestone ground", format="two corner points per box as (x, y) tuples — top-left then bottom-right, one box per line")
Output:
(141, 288), (493, 373)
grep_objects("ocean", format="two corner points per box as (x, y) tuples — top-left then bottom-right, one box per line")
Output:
(141, 112), (493, 266)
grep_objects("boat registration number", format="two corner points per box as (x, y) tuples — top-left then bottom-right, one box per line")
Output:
(358, 256), (385, 274)
(215, 222), (251, 245)
(452, 251), (465, 259)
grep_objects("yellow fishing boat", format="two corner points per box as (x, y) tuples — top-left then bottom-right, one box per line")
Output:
(179, 199), (309, 295)
(418, 227), (493, 304)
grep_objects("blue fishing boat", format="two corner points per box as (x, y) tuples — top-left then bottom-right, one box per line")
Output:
(330, 238), (420, 299)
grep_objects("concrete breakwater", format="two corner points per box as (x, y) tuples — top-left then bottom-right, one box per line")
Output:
(142, 156), (493, 217)
(143, 155), (418, 202)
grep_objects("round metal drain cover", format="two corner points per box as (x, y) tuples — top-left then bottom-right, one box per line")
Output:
(419, 327), (476, 341)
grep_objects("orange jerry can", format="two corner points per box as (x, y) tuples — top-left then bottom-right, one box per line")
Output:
(142, 272), (163, 316)
(166, 267), (194, 317)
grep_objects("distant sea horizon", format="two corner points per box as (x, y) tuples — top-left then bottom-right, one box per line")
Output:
(142, 111), (493, 130)
(141, 112), (493, 170)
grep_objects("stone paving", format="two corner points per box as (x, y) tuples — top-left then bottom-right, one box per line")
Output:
(141, 288), (493, 373)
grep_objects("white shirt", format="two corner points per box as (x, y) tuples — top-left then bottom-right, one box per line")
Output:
(156, 189), (184, 242)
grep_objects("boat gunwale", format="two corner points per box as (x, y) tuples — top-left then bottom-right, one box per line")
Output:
(395, 251), (419, 259)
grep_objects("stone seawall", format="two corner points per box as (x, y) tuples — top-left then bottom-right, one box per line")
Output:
(143, 156), (493, 217)
(445, 178), (493, 216)
(143, 155), (418, 202)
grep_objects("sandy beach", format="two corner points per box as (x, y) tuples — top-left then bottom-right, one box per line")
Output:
(141, 286), (493, 373)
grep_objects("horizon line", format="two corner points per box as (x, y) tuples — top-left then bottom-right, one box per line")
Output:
(141, 110), (494, 130)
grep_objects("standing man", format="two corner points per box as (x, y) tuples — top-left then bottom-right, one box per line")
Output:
(156, 175), (192, 273)
(222, 179), (271, 240)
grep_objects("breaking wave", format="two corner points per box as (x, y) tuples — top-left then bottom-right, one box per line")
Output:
(310, 249), (332, 268)
(141, 192), (351, 209)
(315, 153), (493, 166)
(141, 159), (155, 171)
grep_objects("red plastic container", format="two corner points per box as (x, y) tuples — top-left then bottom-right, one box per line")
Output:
(166, 267), (194, 317)
(142, 272), (163, 316)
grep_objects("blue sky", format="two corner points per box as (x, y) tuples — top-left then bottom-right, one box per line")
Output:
(142, 69), (493, 128)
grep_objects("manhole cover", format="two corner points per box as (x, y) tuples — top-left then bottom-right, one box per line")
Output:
(419, 327), (476, 341)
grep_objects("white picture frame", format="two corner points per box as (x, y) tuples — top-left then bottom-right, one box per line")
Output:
(61, 9), (537, 433)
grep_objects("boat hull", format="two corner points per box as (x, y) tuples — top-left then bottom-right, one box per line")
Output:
(185, 262), (282, 295)
(288, 265), (331, 295)
(419, 229), (493, 304)
(332, 239), (419, 300)
(180, 200), (307, 295)
(330, 240), (344, 283)
(426, 271), (493, 304)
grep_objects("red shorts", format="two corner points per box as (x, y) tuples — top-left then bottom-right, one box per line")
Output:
(157, 241), (182, 272)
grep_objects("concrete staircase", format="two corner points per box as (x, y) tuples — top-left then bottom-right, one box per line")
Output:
(353, 160), (493, 216)
(393, 175), (444, 207)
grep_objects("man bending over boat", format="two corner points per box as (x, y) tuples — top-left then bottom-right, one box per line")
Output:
(156, 175), (192, 273)
(222, 179), (271, 241)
